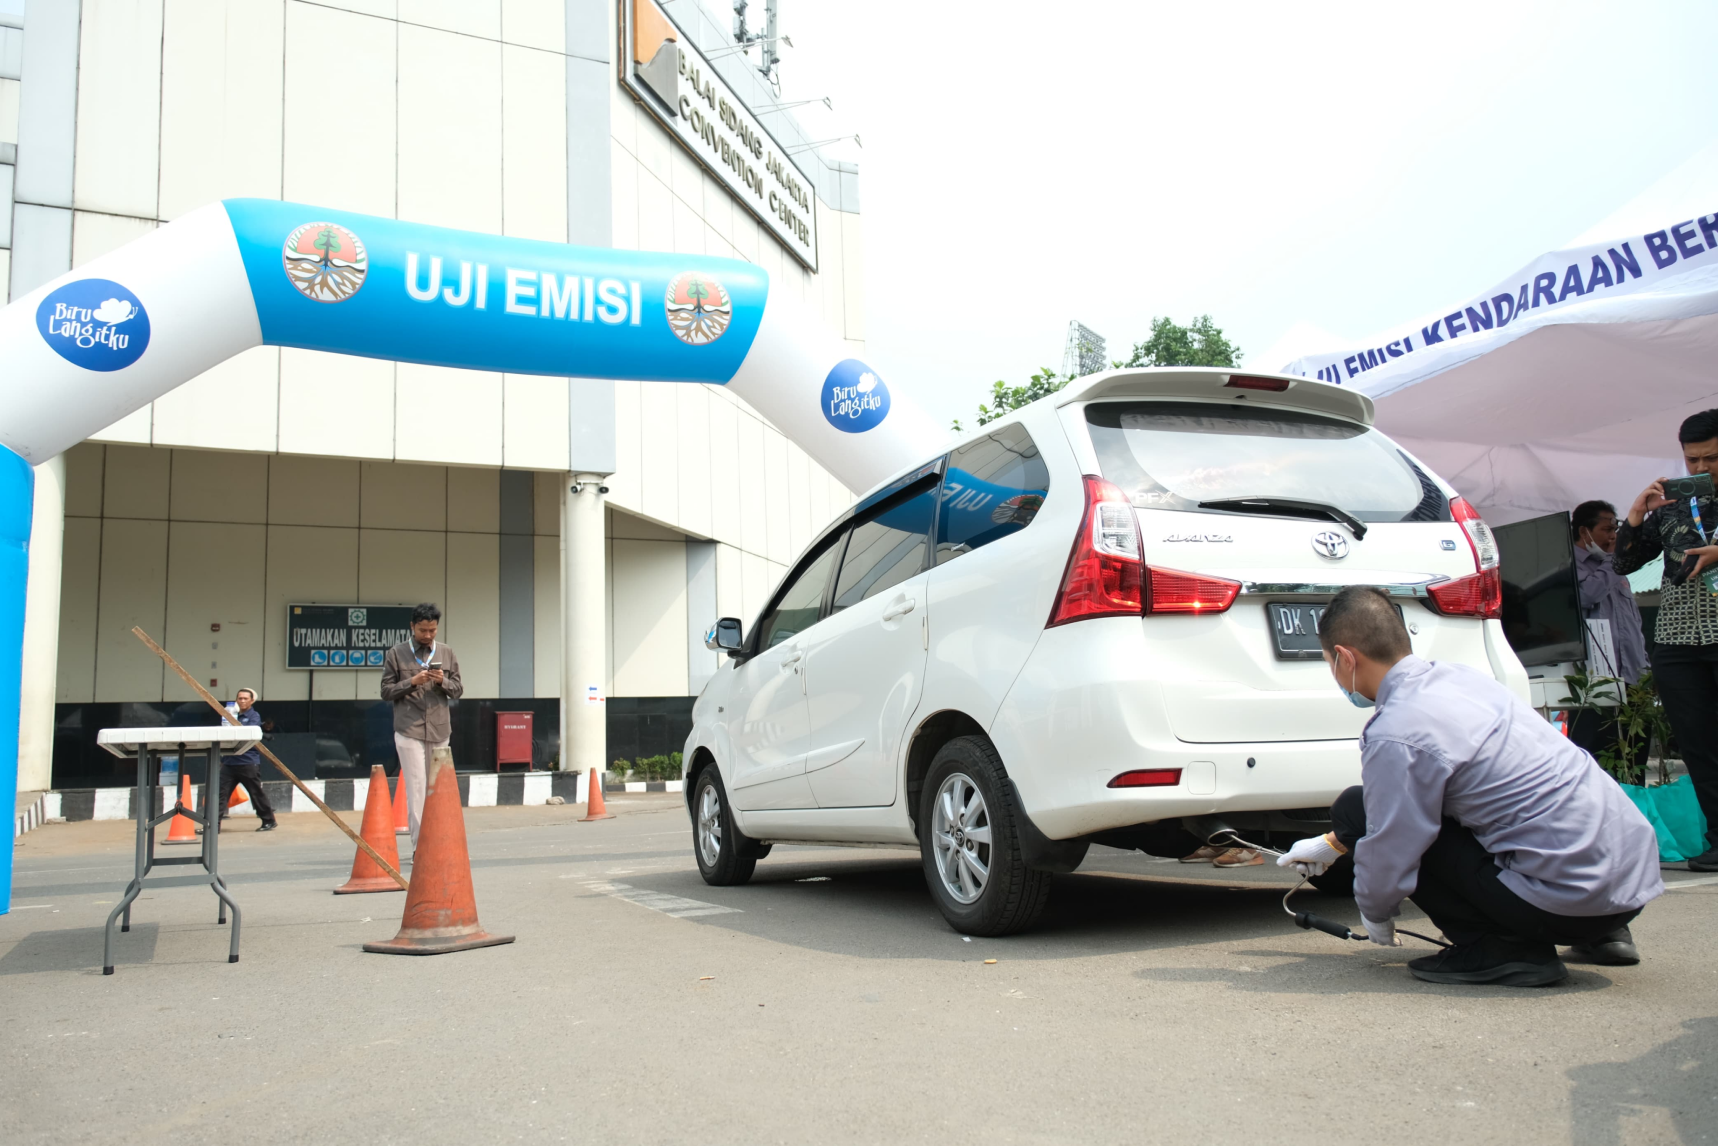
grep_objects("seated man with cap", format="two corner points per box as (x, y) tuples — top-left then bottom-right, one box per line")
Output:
(1277, 586), (1663, 986)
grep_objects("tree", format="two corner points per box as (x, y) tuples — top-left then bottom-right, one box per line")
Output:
(1124, 314), (1243, 369)
(313, 226), (342, 265)
(952, 367), (1073, 433)
(952, 315), (1242, 432)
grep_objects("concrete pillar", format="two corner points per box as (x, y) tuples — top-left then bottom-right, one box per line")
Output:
(561, 473), (607, 779)
(17, 454), (64, 792)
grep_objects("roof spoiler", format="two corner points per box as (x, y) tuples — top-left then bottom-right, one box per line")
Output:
(1055, 367), (1375, 427)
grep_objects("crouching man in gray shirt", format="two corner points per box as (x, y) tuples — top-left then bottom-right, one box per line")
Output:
(1277, 586), (1663, 987)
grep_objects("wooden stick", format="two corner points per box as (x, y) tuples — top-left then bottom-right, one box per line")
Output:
(131, 626), (409, 890)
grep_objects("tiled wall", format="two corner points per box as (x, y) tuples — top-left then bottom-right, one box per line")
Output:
(69, 0), (577, 463)
(55, 441), (747, 704)
(55, 442), (569, 705)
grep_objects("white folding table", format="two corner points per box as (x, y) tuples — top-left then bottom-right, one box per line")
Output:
(95, 725), (263, 975)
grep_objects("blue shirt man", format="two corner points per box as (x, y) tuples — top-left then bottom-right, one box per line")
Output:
(1277, 587), (1661, 987)
(217, 688), (277, 830)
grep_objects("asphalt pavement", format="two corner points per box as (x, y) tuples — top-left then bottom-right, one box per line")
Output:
(2, 796), (1715, 1145)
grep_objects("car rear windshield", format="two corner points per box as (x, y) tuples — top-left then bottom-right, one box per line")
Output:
(1086, 401), (1447, 523)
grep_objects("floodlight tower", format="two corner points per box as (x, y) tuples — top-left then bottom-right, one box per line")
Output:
(733, 0), (783, 83)
(1062, 321), (1108, 378)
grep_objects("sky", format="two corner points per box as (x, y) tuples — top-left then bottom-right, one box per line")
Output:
(736, 0), (1718, 431)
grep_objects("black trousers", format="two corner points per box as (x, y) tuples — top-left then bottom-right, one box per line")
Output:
(1329, 786), (1639, 947)
(218, 763), (277, 826)
(1649, 641), (1718, 851)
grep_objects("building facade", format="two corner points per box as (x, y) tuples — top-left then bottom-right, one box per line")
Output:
(1, 0), (864, 791)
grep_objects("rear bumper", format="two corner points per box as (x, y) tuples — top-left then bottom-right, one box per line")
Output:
(990, 618), (1362, 840)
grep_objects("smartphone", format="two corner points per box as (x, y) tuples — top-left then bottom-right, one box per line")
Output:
(1672, 553), (1702, 585)
(1664, 472), (1715, 499)
(428, 661), (442, 670)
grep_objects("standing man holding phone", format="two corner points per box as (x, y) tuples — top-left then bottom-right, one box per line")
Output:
(380, 603), (463, 845)
(1614, 408), (1718, 872)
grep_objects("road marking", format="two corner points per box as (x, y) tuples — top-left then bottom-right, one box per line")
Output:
(583, 881), (741, 919)
(1666, 874), (1718, 890)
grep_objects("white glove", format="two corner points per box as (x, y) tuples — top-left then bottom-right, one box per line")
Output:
(1360, 916), (1400, 947)
(1275, 833), (1341, 877)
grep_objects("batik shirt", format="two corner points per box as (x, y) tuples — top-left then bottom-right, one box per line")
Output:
(1614, 495), (1718, 647)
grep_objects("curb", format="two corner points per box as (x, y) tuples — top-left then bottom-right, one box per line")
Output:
(31, 774), (682, 823)
(14, 792), (47, 838)
(605, 780), (685, 794)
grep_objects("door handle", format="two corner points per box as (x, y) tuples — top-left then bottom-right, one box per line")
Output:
(881, 597), (916, 622)
(779, 650), (802, 670)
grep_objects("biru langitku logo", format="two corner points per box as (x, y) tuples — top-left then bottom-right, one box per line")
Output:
(821, 358), (890, 433)
(664, 271), (732, 345)
(283, 222), (368, 303)
(36, 279), (151, 371)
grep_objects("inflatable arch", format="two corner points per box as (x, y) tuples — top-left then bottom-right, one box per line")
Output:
(0, 198), (945, 907)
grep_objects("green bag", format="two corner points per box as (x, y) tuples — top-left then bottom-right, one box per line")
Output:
(1620, 775), (1710, 862)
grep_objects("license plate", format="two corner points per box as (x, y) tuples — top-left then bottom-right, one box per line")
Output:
(1266, 601), (1403, 660)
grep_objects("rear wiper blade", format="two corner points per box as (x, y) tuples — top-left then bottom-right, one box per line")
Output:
(1197, 497), (1368, 540)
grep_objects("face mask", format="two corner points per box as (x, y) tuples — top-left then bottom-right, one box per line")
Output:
(1340, 653), (1375, 709)
(1582, 540), (1606, 556)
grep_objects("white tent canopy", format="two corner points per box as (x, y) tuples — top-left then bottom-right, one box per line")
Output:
(1277, 143), (1718, 526)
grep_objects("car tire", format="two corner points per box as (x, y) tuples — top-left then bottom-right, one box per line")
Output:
(692, 766), (759, 886)
(918, 735), (1051, 936)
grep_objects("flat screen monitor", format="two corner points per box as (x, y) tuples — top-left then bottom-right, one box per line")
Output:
(1494, 511), (1585, 667)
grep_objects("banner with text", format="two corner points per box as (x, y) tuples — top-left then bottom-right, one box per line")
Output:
(287, 604), (414, 669)
(1282, 211), (1718, 397)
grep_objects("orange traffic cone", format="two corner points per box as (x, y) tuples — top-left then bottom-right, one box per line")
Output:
(163, 774), (199, 844)
(392, 769), (410, 835)
(579, 767), (613, 822)
(228, 782), (249, 808)
(364, 750), (513, 955)
(335, 766), (406, 894)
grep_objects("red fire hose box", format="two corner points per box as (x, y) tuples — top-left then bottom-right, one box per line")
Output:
(496, 711), (533, 769)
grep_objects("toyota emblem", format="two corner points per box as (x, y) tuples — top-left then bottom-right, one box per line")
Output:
(1311, 530), (1350, 559)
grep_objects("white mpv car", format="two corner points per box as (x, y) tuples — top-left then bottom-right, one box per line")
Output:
(684, 367), (1528, 935)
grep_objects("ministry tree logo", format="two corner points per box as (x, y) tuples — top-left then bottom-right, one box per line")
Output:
(664, 271), (732, 345)
(283, 222), (368, 303)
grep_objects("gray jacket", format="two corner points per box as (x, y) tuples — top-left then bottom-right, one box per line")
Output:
(1575, 545), (1647, 683)
(379, 641), (463, 742)
(1354, 656), (1662, 922)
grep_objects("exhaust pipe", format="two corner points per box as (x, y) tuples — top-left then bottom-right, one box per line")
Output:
(1182, 815), (1240, 849)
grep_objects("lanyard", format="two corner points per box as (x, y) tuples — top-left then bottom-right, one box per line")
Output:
(411, 641), (438, 668)
(1691, 497), (1709, 545)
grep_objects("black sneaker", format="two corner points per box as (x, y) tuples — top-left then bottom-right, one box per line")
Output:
(1407, 935), (1567, 987)
(1566, 925), (1640, 966)
(1689, 845), (1718, 873)
(257, 822), (277, 832)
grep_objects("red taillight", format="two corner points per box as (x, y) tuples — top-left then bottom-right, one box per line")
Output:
(1047, 476), (1144, 626)
(1224, 375), (1292, 392)
(1108, 768), (1183, 788)
(1145, 566), (1242, 615)
(1427, 566), (1502, 619)
(1434, 497), (1501, 618)
(1450, 496), (1499, 571)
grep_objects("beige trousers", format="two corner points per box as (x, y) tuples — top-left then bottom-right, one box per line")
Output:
(394, 733), (449, 846)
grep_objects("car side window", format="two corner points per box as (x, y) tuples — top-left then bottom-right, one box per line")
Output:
(755, 541), (842, 650)
(936, 423), (1050, 565)
(832, 482), (937, 613)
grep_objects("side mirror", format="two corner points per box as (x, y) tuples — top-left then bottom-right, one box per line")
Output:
(704, 617), (743, 652)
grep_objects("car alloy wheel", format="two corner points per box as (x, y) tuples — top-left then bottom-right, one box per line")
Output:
(931, 771), (992, 905)
(697, 781), (723, 868)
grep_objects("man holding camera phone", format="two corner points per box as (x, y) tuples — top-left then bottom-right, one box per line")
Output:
(380, 602), (463, 846)
(1614, 408), (1718, 871)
